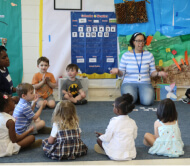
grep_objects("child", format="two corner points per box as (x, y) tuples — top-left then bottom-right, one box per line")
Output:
(95, 94), (137, 161)
(0, 93), (35, 157)
(32, 56), (56, 108)
(0, 46), (19, 104)
(42, 100), (88, 160)
(13, 83), (51, 135)
(144, 98), (184, 157)
(61, 64), (87, 105)
(181, 88), (190, 104)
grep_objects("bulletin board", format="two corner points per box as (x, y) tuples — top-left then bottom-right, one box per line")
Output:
(0, 0), (23, 90)
(71, 12), (117, 79)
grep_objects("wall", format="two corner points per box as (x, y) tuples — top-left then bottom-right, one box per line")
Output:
(21, 0), (119, 100)
(21, 0), (187, 100)
(21, 0), (40, 83)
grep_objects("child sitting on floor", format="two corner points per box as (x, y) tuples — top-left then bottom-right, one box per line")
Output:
(42, 100), (88, 160)
(181, 88), (190, 104)
(61, 64), (87, 105)
(144, 98), (184, 157)
(32, 56), (56, 108)
(94, 94), (138, 161)
(0, 93), (37, 157)
(0, 46), (19, 104)
(13, 83), (51, 135)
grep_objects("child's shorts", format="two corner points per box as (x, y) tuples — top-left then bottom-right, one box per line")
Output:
(27, 120), (38, 134)
(37, 95), (55, 103)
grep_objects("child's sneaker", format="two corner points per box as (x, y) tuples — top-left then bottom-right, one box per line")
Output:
(27, 139), (42, 149)
(75, 99), (88, 105)
(38, 126), (52, 134)
(94, 144), (106, 155)
(181, 97), (190, 104)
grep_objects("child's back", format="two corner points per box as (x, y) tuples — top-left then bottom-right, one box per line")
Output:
(144, 98), (184, 158)
(148, 120), (184, 157)
(42, 101), (88, 160)
(99, 115), (137, 160)
(95, 94), (137, 161)
(0, 112), (20, 157)
(43, 122), (87, 160)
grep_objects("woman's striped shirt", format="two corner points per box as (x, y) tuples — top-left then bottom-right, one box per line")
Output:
(119, 51), (156, 84)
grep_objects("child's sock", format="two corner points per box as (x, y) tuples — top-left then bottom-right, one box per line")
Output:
(28, 139), (42, 149)
(38, 126), (52, 134)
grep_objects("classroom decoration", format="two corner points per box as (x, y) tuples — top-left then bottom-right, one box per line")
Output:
(114, 0), (148, 24)
(118, 31), (190, 86)
(115, 0), (190, 37)
(71, 12), (117, 79)
(0, 0), (23, 88)
(156, 83), (177, 101)
(115, 3), (126, 24)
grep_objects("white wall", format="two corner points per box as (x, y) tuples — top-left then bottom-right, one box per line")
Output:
(21, 0), (40, 83)
(21, 0), (117, 88)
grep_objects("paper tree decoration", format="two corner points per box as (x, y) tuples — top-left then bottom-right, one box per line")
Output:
(158, 83), (177, 101)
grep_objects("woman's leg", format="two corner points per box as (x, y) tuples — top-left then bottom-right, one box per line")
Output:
(138, 84), (155, 106)
(120, 83), (138, 103)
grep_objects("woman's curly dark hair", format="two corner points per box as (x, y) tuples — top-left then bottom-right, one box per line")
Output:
(115, 93), (135, 115)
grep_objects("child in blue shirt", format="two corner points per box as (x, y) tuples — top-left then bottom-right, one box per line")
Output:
(13, 83), (51, 135)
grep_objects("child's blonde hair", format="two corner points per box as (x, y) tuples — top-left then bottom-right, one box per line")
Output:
(52, 100), (79, 130)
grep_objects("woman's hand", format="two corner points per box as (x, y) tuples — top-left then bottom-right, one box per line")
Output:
(110, 68), (119, 75)
(159, 71), (168, 78)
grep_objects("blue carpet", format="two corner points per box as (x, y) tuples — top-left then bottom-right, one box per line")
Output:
(0, 101), (190, 163)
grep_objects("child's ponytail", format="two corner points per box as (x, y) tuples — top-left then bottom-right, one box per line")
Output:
(115, 93), (135, 115)
(0, 93), (9, 112)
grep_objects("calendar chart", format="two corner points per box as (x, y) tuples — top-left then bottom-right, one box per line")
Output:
(71, 12), (117, 79)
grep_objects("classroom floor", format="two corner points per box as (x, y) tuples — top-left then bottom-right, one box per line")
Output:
(11, 158), (190, 165)
(2, 95), (190, 166)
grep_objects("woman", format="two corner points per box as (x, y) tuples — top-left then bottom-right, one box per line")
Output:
(110, 32), (167, 106)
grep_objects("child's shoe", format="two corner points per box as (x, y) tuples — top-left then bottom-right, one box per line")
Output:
(181, 97), (190, 104)
(38, 126), (52, 134)
(27, 139), (42, 149)
(94, 144), (106, 155)
(75, 99), (88, 105)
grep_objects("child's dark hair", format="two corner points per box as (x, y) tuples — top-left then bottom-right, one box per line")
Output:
(37, 56), (49, 65)
(115, 93), (135, 115)
(157, 98), (178, 123)
(66, 64), (78, 72)
(185, 88), (190, 99)
(129, 32), (146, 48)
(0, 92), (9, 112)
(0, 46), (7, 56)
(16, 83), (34, 98)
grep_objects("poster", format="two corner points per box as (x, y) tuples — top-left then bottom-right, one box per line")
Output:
(71, 12), (117, 78)
(0, 0), (23, 89)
